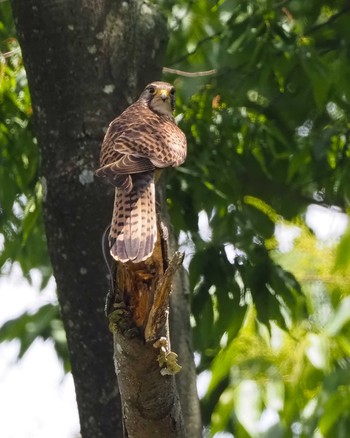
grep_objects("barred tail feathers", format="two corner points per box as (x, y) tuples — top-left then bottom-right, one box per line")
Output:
(109, 173), (157, 263)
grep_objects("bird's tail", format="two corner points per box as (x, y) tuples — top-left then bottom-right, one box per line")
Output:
(109, 172), (157, 263)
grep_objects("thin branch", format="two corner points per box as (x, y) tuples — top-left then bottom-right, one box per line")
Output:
(273, 0), (291, 8)
(163, 66), (217, 77)
(1, 47), (21, 58)
(168, 0), (195, 32)
(304, 6), (350, 35)
(169, 31), (222, 66)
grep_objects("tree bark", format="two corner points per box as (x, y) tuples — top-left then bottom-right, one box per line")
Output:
(106, 189), (187, 436)
(170, 265), (202, 438)
(105, 184), (202, 437)
(165, 189), (202, 438)
(11, 0), (168, 436)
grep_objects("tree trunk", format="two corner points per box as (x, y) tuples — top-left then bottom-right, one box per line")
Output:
(104, 184), (201, 437)
(107, 225), (189, 435)
(11, 0), (168, 436)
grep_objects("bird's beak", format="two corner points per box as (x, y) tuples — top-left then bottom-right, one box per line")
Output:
(157, 89), (169, 101)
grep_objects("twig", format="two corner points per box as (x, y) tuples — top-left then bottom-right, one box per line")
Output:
(163, 66), (217, 77)
(1, 47), (21, 58)
(304, 6), (350, 35)
(273, 0), (291, 8)
(168, 0), (195, 32)
(169, 31), (222, 66)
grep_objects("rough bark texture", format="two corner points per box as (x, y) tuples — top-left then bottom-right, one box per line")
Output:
(11, 0), (168, 436)
(170, 264), (202, 438)
(165, 190), (202, 438)
(113, 319), (186, 437)
(106, 185), (202, 437)
(107, 188), (187, 436)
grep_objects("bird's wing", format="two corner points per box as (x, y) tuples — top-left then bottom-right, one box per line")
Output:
(104, 108), (187, 168)
(96, 153), (155, 177)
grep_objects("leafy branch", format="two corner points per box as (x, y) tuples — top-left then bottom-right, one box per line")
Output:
(169, 31), (222, 66)
(304, 6), (350, 35)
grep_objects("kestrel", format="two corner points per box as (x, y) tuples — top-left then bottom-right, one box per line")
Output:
(96, 81), (187, 263)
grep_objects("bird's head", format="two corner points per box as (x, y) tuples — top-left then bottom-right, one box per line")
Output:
(140, 81), (176, 117)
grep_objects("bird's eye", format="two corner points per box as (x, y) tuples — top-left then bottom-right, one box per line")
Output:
(170, 88), (175, 95)
(148, 86), (156, 94)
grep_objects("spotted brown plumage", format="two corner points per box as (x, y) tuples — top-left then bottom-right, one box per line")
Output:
(96, 81), (187, 263)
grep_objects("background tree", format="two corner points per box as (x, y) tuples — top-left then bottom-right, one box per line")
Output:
(2, 0), (350, 437)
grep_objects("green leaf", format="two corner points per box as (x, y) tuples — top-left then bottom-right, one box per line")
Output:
(0, 304), (68, 368)
(333, 225), (350, 273)
(301, 52), (331, 110)
(211, 387), (235, 434)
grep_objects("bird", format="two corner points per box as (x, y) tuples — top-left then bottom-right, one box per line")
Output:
(95, 81), (187, 263)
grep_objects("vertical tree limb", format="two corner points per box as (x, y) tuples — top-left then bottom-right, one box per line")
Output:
(162, 187), (203, 438)
(106, 182), (202, 437)
(107, 217), (186, 435)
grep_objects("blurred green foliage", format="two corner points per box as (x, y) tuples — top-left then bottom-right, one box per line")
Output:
(0, 302), (70, 371)
(2, 0), (350, 436)
(0, 3), (63, 369)
(0, 3), (50, 284)
(160, 0), (350, 435)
